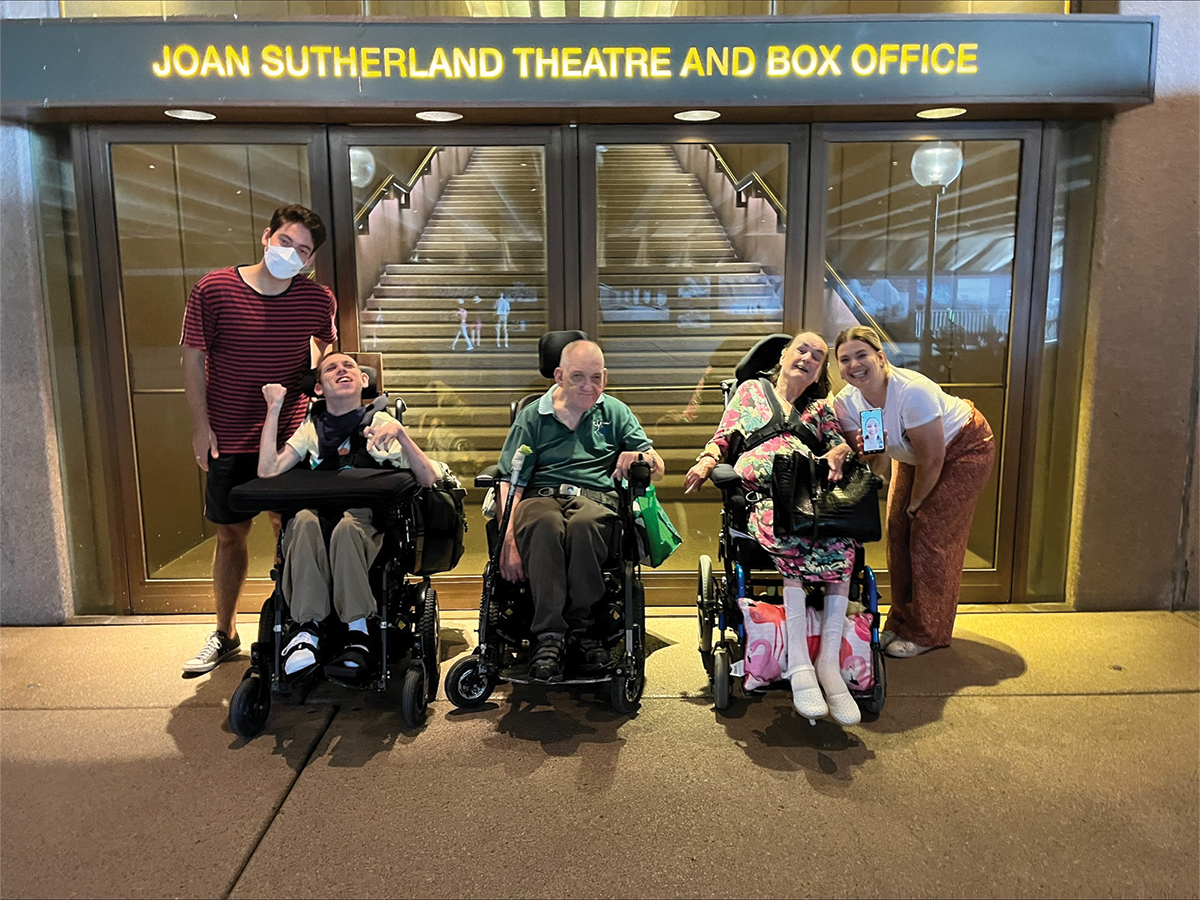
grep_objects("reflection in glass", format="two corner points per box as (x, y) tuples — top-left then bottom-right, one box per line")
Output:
(594, 143), (787, 571)
(823, 140), (1022, 571)
(35, 129), (116, 613)
(110, 143), (311, 580)
(1026, 124), (1100, 601)
(353, 145), (548, 570)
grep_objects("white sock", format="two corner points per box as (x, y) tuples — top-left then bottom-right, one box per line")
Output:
(817, 591), (861, 726)
(343, 617), (369, 667)
(782, 584), (826, 719)
(283, 626), (319, 676)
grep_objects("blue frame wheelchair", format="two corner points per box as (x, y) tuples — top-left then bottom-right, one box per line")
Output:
(225, 366), (466, 738)
(442, 331), (652, 714)
(694, 335), (888, 718)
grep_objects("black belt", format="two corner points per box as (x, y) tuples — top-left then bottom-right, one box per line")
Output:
(532, 484), (619, 510)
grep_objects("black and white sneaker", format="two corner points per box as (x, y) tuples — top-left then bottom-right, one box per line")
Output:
(182, 630), (241, 675)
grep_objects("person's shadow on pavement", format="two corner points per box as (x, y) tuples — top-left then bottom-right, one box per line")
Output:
(860, 633), (1027, 735)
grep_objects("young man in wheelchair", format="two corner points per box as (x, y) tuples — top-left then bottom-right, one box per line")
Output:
(494, 339), (665, 682)
(256, 351), (441, 686)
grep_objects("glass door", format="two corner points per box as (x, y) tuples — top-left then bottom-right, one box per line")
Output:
(578, 126), (809, 587)
(807, 124), (1042, 602)
(329, 127), (566, 585)
(90, 125), (331, 613)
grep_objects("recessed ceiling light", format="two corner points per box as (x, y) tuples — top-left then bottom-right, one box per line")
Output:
(165, 108), (216, 121)
(416, 110), (463, 122)
(916, 107), (967, 120)
(674, 109), (721, 122)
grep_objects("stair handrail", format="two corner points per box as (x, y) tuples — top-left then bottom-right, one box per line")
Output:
(701, 143), (900, 355)
(354, 146), (441, 227)
(703, 143), (787, 229)
(822, 260), (904, 358)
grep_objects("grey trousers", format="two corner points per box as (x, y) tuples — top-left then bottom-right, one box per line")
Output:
(281, 508), (383, 624)
(513, 495), (617, 637)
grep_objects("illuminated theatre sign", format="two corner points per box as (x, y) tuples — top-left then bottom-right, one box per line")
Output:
(0, 16), (1156, 113)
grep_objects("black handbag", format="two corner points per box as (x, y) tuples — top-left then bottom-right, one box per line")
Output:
(771, 451), (883, 542)
(754, 380), (882, 542)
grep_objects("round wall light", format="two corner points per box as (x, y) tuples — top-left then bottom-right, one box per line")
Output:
(674, 109), (721, 122)
(348, 147), (377, 188)
(416, 110), (463, 122)
(910, 141), (964, 188)
(165, 109), (216, 121)
(916, 107), (967, 120)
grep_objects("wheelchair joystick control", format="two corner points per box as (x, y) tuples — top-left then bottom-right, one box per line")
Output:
(629, 454), (652, 493)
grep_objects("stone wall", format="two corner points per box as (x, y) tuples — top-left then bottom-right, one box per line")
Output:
(1070, 0), (1200, 610)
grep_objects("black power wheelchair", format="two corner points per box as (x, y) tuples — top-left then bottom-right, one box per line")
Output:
(695, 335), (888, 718)
(442, 331), (653, 715)
(225, 366), (467, 739)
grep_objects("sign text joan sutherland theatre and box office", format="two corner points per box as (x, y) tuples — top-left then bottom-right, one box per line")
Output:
(0, 18), (1157, 108)
(151, 42), (983, 81)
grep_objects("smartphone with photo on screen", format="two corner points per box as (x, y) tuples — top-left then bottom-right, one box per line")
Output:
(860, 408), (885, 453)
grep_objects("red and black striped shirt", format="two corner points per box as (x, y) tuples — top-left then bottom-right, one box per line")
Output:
(180, 266), (337, 453)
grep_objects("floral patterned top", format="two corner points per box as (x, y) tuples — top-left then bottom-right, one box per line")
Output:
(704, 378), (855, 583)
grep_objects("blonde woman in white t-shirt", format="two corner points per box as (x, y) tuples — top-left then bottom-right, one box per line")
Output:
(832, 326), (996, 659)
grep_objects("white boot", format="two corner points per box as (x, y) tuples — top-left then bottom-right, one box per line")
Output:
(782, 584), (827, 721)
(816, 591), (861, 726)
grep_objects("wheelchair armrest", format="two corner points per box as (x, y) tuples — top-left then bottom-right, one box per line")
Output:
(710, 463), (740, 488)
(474, 464), (501, 489)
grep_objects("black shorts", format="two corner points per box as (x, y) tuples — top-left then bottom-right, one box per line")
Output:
(204, 453), (261, 525)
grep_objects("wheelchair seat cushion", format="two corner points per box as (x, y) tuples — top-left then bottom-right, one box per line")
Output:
(229, 468), (419, 516)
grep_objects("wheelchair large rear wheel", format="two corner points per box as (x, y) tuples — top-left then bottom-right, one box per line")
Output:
(419, 586), (440, 703)
(712, 645), (732, 710)
(229, 671), (271, 739)
(857, 644), (887, 719)
(444, 653), (495, 708)
(400, 666), (428, 727)
(697, 555), (714, 658)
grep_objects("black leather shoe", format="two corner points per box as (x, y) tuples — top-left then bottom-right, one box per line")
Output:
(571, 635), (610, 674)
(529, 634), (565, 681)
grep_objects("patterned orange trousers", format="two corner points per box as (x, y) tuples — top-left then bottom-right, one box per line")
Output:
(884, 408), (996, 647)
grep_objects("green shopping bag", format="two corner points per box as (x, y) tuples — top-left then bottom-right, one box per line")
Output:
(632, 482), (683, 568)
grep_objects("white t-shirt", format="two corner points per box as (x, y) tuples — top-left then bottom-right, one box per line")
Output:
(834, 367), (972, 465)
(286, 410), (410, 469)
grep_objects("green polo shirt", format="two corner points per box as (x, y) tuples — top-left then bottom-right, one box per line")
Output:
(497, 388), (653, 492)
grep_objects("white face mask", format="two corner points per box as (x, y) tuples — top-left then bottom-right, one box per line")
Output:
(262, 244), (306, 280)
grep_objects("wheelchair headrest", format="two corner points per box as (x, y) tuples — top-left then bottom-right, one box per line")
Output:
(538, 330), (590, 378)
(299, 363), (380, 400)
(734, 334), (794, 385)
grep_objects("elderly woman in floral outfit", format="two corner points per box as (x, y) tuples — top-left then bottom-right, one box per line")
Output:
(684, 332), (859, 726)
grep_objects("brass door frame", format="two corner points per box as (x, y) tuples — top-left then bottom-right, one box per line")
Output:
(78, 120), (1047, 612)
(85, 123), (333, 613)
(807, 122), (1045, 604)
(575, 124), (810, 600)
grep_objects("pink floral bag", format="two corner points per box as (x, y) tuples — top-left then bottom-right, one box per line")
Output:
(736, 598), (876, 693)
(805, 606), (875, 691)
(736, 597), (788, 691)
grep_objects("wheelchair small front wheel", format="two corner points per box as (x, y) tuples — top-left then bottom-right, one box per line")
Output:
(229, 673), (271, 739)
(712, 646), (732, 711)
(400, 666), (428, 728)
(444, 653), (494, 708)
(609, 665), (644, 715)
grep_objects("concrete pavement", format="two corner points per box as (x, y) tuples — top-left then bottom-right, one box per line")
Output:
(1, 608), (1197, 899)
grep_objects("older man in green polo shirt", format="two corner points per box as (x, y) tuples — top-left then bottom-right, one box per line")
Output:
(495, 339), (665, 682)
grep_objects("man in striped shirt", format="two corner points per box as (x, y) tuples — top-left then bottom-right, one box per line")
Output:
(180, 204), (338, 675)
